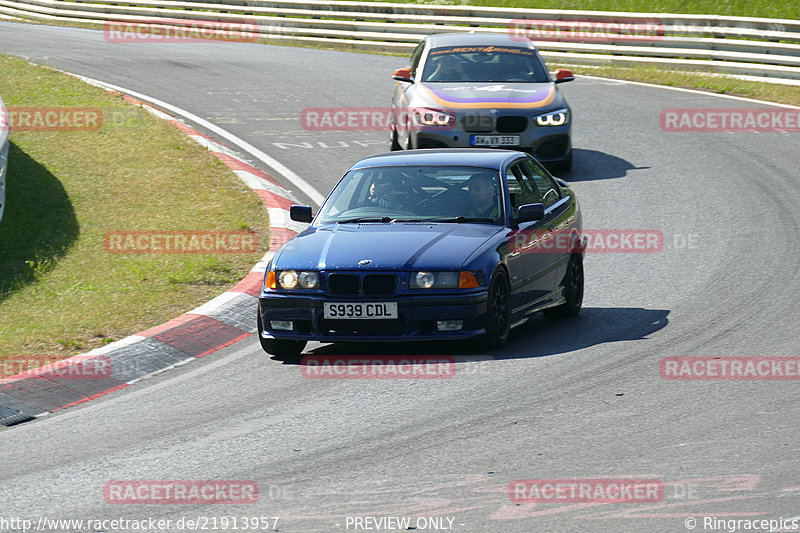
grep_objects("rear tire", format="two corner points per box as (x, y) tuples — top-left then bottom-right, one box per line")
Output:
(257, 312), (307, 357)
(543, 252), (583, 319)
(483, 268), (511, 349)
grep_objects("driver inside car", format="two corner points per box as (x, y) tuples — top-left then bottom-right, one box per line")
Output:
(368, 177), (406, 210)
(467, 171), (500, 219)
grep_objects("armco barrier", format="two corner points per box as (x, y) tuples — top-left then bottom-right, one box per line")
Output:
(0, 0), (799, 83)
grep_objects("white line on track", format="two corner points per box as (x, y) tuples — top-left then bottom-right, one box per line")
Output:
(70, 73), (326, 206)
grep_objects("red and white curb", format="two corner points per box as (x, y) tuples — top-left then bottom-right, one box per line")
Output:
(0, 87), (308, 426)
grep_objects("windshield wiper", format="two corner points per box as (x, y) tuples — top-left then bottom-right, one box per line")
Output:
(336, 216), (393, 224)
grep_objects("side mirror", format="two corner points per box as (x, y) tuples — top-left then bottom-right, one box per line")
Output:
(392, 67), (413, 83)
(290, 205), (313, 223)
(554, 69), (574, 83)
(517, 203), (545, 223)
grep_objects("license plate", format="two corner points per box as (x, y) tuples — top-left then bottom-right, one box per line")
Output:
(323, 302), (398, 320)
(470, 135), (520, 146)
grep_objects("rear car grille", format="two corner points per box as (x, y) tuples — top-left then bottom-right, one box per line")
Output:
(497, 116), (528, 133)
(327, 272), (398, 296)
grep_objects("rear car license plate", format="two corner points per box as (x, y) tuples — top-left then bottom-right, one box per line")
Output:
(470, 135), (520, 146)
(323, 302), (398, 319)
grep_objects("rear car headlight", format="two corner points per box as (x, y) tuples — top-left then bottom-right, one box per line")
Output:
(414, 108), (455, 127)
(411, 271), (474, 289)
(536, 108), (569, 127)
(275, 270), (319, 289)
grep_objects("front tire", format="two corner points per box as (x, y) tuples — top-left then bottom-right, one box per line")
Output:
(390, 127), (402, 151)
(484, 268), (511, 348)
(543, 252), (583, 319)
(257, 312), (307, 357)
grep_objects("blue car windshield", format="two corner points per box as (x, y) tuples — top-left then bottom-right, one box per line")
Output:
(316, 165), (503, 224)
(421, 46), (549, 83)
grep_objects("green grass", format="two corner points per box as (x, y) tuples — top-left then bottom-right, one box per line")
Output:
(0, 54), (269, 360)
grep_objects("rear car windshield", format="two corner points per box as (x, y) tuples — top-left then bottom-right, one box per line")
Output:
(421, 46), (549, 83)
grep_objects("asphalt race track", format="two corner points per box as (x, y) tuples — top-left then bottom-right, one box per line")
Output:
(1, 21), (799, 533)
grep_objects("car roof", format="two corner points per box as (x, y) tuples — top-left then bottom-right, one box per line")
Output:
(348, 149), (526, 171)
(423, 32), (537, 50)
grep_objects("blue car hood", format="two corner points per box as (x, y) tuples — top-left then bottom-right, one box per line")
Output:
(274, 223), (502, 271)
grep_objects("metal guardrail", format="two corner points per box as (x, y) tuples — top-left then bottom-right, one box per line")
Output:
(1, 0), (799, 83)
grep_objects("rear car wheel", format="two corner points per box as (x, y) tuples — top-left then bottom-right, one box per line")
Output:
(484, 268), (511, 348)
(544, 252), (583, 319)
(257, 312), (307, 357)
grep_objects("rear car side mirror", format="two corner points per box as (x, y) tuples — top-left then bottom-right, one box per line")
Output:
(554, 69), (574, 83)
(392, 67), (413, 83)
(517, 203), (545, 223)
(290, 205), (313, 223)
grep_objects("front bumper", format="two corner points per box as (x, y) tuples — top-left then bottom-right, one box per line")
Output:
(259, 290), (488, 343)
(412, 128), (571, 164)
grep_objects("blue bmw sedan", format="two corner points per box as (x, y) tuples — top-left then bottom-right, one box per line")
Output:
(258, 149), (583, 357)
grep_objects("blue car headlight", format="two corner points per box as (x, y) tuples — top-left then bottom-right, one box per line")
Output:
(411, 271), (476, 289)
(275, 270), (319, 289)
(536, 108), (569, 127)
